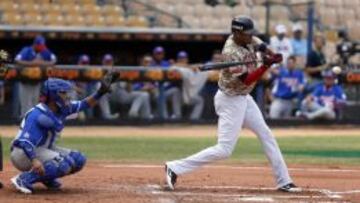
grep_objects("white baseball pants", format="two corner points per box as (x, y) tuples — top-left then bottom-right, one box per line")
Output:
(167, 90), (292, 187)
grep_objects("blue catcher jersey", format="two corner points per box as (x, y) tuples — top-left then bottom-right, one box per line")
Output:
(12, 100), (89, 159)
(272, 67), (305, 99)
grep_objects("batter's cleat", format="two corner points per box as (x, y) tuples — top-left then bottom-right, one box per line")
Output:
(42, 179), (62, 190)
(11, 175), (33, 194)
(165, 164), (177, 190)
(278, 183), (302, 193)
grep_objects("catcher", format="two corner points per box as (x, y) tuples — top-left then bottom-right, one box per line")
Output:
(10, 73), (116, 194)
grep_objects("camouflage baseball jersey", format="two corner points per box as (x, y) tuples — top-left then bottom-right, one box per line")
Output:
(218, 35), (261, 96)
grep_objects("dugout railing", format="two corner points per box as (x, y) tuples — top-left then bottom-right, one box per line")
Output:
(1, 64), (360, 123)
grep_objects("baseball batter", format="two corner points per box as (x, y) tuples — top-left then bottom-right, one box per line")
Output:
(165, 16), (301, 192)
(10, 75), (115, 194)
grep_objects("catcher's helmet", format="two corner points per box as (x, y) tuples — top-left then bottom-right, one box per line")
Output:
(231, 16), (255, 34)
(41, 78), (73, 114)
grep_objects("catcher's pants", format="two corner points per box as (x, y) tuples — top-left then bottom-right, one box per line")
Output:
(167, 90), (292, 188)
(11, 146), (72, 172)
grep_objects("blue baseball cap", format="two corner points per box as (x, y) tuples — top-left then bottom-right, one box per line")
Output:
(103, 54), (113, 62)
(103, 54), (114, 61)
(78, 54), (90, 64)
(177, 51), (188, 59)
(33, 35), (46, 45)
(153, 46), (164, 54)
(322, 70), (336, 78)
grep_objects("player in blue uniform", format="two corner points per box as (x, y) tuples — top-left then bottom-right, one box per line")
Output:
(15, 35), (57, 118)
(297, 70), (346, 120)
(10, 75), (115, 194)
(269, 56), (305, 118)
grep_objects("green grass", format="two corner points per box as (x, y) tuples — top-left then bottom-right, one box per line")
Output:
(1, 135), (360, 165)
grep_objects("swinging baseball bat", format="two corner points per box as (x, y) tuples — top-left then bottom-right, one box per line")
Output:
(198, 60), (260, 71)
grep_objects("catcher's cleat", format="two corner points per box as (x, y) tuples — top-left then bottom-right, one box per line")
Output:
(278, 183), (302, 193)
(42, 179), (62, 190)
(165, 164), (177, 190)
(11, 175), (33, 194)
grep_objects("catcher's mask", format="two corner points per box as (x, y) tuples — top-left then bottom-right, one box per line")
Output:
(41, 78), (73, 115)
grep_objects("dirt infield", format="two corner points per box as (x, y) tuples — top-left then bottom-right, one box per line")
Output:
(1, 162), (360, 203)
(1, 125), (359, 202)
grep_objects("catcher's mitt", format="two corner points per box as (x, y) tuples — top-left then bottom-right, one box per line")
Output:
(98, 68), (118, 94)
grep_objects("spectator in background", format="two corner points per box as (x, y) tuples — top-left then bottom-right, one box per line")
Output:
(133, 55), (159, 109)
(170, 51), (208, 120)
(151, 46), (182, 119)
(270, 24), (293, 64)
(203, 50), (221, 95)
(201, 50), (221, 120)
(133, 55), (158, 97)
(15, 35), (56, 118)
(290, 23), (307, 66)
(210, 50), (223, 63)
(336, 29), (354, 66)
(151, 46), (170, 68)
(76, 54), (93, 120)
(296, 70), (346, 120)
(305, 33), (327, 89)
(109, 54), (153, 119)
(269, 56), (305, 119)
(97, 54), (119, 120)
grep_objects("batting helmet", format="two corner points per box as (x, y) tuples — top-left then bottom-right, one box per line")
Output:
(231, 16), (256, 34)
(41, 78), (73, 114)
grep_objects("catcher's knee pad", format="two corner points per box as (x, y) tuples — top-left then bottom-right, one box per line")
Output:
(57, 157), (72, 176)
(68, 151), (86, 173)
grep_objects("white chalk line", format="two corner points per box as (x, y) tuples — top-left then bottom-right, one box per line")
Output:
(177, 185), (344, 198)
(144, 184), (344, 202)
(332, 190), (360, 194)
(103, 164), (360, 173)
(112, 183), (351, 202)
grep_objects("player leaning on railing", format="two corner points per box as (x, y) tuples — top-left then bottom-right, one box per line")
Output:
(9, 71), (117, 194)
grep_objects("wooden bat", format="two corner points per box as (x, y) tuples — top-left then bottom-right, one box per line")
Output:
(198, 60), (261, 71)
